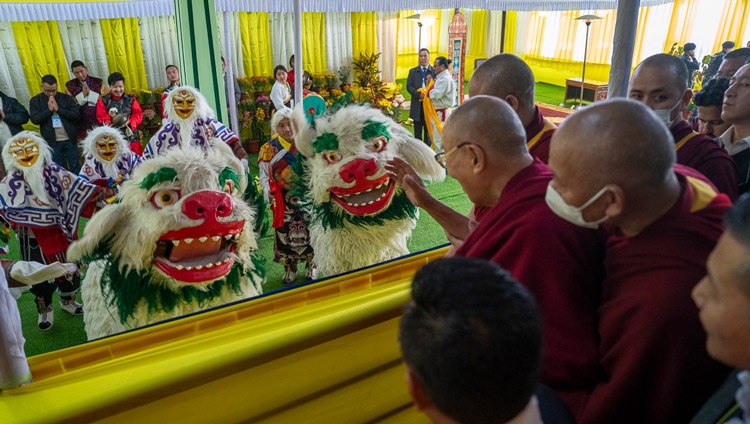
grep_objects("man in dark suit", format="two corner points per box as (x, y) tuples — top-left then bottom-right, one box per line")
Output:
(0, 90), (29, 137)
(406, 48), (434, 146)
(29, 74), (81, 173)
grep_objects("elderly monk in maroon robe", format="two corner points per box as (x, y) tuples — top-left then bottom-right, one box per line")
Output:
(469, 53), (556, 164)
(547, 98), (731, 424)
(385, 53), (558, 244)
(389, 96), (606, 414)
(629, 53), (739, 200)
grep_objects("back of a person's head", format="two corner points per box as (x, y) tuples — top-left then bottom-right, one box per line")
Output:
(725, 48), (750, 62)
(723, 41), (736, 50)
(693, 77), (730, 108)
(399, 257), (542, 424)
(469, 53), (535, 106)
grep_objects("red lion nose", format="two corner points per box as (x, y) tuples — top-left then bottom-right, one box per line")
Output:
(182, 190), (233, 222)
(338, 158), (378, 183)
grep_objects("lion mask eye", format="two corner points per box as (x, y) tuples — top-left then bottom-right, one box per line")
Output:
(322, 151), (343, 165)
(366, 136), (388, 153)
(151, 189), (181, 209)
(222, 180), (235, 195)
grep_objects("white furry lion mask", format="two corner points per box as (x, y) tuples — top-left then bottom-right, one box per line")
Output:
(292, 104), (444, 276)
(68, 144), (264, 339)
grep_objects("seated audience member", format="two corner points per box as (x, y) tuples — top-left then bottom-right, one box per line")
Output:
(693, 77), (732, 138)
(691, 194), (750, 423)
(388, 96), (605, 414)
(96, 72), (143, 155)
(547, 98), (731, 423)
(720, 63), (750, 195)
(287, 54), (296, 95)
(164, 64), (181, 94)
(28, 75), (81, 173)
(399, 257), (545, 424)
(270, 65), (292, 112)
(65, 60), (105, 139)
(706, 41), (736, 79)
(0, 90), (28, 140)
(718, 48), (750, 79)
(469, 54), (556, 163)
(629, 53), (738, 200)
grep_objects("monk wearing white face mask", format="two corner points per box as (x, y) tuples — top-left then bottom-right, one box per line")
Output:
(628, 53), (738, 200)
(547, 98), (732, 424)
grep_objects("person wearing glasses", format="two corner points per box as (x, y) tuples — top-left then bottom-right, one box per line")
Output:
(387, 96), (605, 416)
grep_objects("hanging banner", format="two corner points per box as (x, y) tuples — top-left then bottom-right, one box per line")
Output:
(448, 11), (467, 106)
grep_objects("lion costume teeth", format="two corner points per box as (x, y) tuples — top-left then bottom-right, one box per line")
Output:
(68, 145), (264, 340)
(292, 104), (445, 276)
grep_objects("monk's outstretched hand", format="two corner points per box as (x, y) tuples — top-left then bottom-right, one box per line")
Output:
(385, 157), (431, 208)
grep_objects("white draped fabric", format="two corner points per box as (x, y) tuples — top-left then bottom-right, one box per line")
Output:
(325, 12), (353, 74)
(139, 16), (179, 89)
(486, 11), (505, 55)
(0, 22), (30, 105)
(377, 12), (399, 83)
(213, 0), (674, 13)
(57, 19), (110, 85)
(217, 12), (245, 78)
(270, 12), (295, 70)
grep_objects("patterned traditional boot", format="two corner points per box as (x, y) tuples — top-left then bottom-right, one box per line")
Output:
(36, 296), (53, 331)
(282, 260), (298, 284)
(305, 260), (317, 281)
(60, 293), (83, 316)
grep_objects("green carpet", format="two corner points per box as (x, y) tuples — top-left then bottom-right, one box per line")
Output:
(17, 80), (563, 357)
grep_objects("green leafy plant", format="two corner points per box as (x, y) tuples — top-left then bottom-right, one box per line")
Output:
(351, 51), (387, 103)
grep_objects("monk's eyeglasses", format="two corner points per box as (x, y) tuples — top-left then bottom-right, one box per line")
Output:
(434, 142), (472, 169)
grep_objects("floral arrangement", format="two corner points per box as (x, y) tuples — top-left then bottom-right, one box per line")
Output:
(251, 107), (267, 141)
(255, 94), (271, 110)
(370, 88), (405, 123)
(250, 76), (269, 92)
(135, 89), (154, 106)
(324, 72), (338, 88)
(337, 65), (351, 87)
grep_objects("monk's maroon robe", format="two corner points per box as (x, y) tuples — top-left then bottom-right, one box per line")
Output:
(456, 159), (605, 413)
(578, 166), (731, 424)
(672, 120), (739, 200)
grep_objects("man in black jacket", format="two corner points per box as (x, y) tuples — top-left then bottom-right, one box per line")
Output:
(0, 90), (29, 137)
(406, 48), (434, 146)
(29, 75), (80, 173)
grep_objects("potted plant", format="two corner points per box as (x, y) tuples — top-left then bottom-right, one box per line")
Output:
(136, 89), (154, 112)
(152, 86), (165, 115)
(250, 76), (268, 96)
(324, 72), (338, 91)
(352, 51), (386, 103)
(237, 77), (251, 102)
(246, 107), (267, 154)
(337, 65), (351, 88)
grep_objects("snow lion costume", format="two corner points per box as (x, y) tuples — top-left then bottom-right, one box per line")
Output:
(68, 144), (264, 340)
(293, 104), (444, 276)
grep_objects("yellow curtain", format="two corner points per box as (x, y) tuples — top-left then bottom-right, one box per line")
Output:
(633, 7), (652, 65)
(100, 18), (148, 90)
(554, 11), (579, 61)
(238, 12), (273, 77)
(504, 11), (517, 54)
(712, 0), (749, 52)
(11, 21), (68, 96)
(588, 10), (616, 64)
(351, 12), (377, 58)
(663, 0), (699, 52)
(397, 10), (418, 54)
(302, 12), (327, 73)
(526, 12), (546, 57)
(467, 10), (488, 57)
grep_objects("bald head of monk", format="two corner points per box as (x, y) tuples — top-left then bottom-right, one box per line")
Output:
(548, 98), (680, 236)
(628, 53), (692, 129)
(468, 54), (536, 126)
(442, 95), (532, 206)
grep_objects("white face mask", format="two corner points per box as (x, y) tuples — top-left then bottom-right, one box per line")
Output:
(652, 98), (683, 128)
(545, 183), (610, 229)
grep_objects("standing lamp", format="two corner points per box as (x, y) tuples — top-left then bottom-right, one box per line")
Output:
(575, 14), (601, 107)
(406, 13), (423, 52)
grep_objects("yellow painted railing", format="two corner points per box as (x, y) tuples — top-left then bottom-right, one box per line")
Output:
(0, 247), (447, 423)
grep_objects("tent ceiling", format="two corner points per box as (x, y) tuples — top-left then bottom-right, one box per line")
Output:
(2, 0), (674, 22)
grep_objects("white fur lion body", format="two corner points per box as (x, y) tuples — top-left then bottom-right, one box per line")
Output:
(69, 144), (263, 340)
(293, 104), (444, 276)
